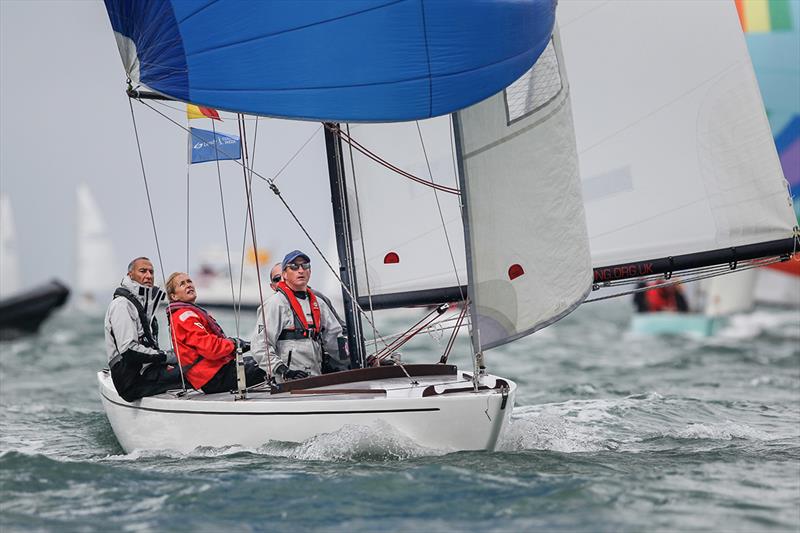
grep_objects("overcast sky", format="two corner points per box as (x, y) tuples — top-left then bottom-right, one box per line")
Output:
(0, 0), (345, 298)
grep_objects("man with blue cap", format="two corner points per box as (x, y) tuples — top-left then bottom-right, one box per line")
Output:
(250, 250), (349, 381)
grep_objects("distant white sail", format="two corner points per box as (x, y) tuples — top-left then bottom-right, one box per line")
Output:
(557, 1), (796, 268)
(755, 266), (800, 308)
(703, 269), (757, 317)
(0, 194), (21, 298)
(76, 184), (117, 299)
(455, 30), (592, 350)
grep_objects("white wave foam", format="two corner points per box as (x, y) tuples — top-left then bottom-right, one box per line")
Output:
(497, 413), (609, 453)
(500, 393), (672, 453)
(270, 420), (446, 462)
(670, 421), (771, 441)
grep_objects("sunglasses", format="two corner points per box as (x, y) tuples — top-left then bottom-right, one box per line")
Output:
(286, 262), (311, 271)
(271, 275), (281, 283)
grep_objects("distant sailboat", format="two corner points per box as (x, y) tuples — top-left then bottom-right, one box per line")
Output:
(0, 194), (21, 299)
(76, 183), (117, 310)
(0, 194), (69, 339)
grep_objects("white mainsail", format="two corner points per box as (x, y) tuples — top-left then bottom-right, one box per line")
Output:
(455, 31), (592, 350)
(0, 194), (21, 298)
(76, 183), (117, 300)
(339, 117), (466, 303)
(557, 1), (796, 269)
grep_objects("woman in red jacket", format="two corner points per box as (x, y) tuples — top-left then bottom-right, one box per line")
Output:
(165, 272), (266, 394)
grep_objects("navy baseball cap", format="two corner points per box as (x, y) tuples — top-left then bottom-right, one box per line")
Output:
(281, 250), (310, 270)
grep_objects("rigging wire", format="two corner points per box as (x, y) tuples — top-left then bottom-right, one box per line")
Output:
(343, 123), (380, 355)
(373, 305), (449, 361)
(272, 124), (323, 182)
(439, 301), (469, 364)
(210, 119), (241, 336)
(126, 97), (188, 393)
(236, 114), (260, 309)
(237, 113), (274, 380)
(328, 123), (461, 195)
(415, 120), (465, 303)
(185, 165), (190, 272)
(131, 100), (485, 360)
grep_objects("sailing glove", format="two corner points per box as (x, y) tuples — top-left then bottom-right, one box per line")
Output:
(274, 363), (308, 380)
(367, 355), (396, 367)
(163, 350), (178, 365)
(284, 369), (309, 380)
(228, 337), (251, 354)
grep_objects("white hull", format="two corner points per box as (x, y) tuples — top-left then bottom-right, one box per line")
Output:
(98, 366), (515, 454)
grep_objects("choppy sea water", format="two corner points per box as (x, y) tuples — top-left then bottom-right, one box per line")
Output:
(1, 300), (798, 532)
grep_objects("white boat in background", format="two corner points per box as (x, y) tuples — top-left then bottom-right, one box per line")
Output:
(755, 261), (800, 308)
(76, 183), (117, 311)
(97, 0), (796, 454)
(192, 245), (272, 311)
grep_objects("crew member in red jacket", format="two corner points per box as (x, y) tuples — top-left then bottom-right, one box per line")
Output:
(641, 279), (689, 313)
(165, 272), (266, 394)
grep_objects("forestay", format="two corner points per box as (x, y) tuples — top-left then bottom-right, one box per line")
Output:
(455, 30), (592, 350)
(557, 1), (796, 269)
(103, 0), (557, 122)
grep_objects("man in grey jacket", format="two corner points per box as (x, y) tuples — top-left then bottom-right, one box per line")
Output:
(251, 250), (349, 381)
(104, 257), (182, 401)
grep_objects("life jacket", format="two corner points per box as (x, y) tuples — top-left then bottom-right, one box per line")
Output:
(112, 286), (161, 349)
(644, 283), (678, 312)
(275, 281), (321, 341)
(165, 301), (226, 372)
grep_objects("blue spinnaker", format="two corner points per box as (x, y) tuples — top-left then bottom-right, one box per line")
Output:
(189, 128), (241, 164)
(104, 0), (556, 122)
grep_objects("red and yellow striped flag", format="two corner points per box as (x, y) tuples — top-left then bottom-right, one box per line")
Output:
(186, 104), (221, 120)
(735, 0), (793, 33)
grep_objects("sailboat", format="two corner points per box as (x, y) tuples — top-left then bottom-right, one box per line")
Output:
(0, 194), (69, 339)
(629, 270), (758, 337)
(97, 1), (796, 454)
(76, 183), (117, 311)
(98, 0), (562, 453)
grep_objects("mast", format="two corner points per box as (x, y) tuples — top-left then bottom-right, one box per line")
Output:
(451, 112), (484, 377)
(323, 123), (366, 369)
